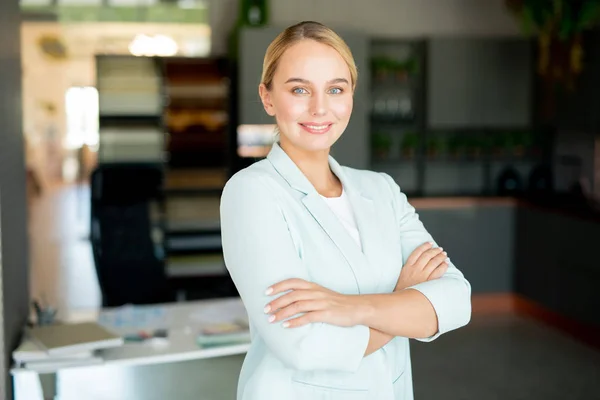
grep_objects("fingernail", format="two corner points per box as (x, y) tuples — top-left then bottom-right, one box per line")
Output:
(268, 315), (276, 323)
(264, 305), (271, 314)
(265, 287), (273, 295)
(445, 257), (450, 263)
(443, 251), (447, 256)
(282, 321), (290, 328)
(439, 247), (443, 251)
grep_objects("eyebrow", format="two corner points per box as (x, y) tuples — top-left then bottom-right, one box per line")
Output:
(284, 77), (349, 85)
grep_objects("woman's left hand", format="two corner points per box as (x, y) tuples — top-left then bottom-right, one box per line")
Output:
(264, 278), (365, 328)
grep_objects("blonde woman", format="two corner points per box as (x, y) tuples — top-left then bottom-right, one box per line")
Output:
(220, 21), (471, 400)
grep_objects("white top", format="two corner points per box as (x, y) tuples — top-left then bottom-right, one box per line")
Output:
(320, 189), (363, 251)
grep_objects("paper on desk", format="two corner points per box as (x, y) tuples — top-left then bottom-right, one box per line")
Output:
(189, 299), (248, 327)
(98, 305), (168, 334)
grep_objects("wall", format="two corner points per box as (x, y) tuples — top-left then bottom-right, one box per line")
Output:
(271, 0), (520, 37)
(209, 0), (520, 55)
(427, 37), (532, 128)
(0, 0), (28, 397)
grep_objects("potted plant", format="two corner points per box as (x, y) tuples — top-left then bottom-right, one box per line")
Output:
(447, 134), (464, 159)
(426, 136), (443, 160)
(400, 132), (419, 160)
(505, 0), (600, 117)
(371, 57), (392, 82)
(371, 132), (393, 160)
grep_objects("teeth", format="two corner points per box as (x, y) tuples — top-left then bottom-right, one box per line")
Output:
(305, 125), (328, 130)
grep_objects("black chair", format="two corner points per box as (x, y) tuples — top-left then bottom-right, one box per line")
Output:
(90, 163), (175, 307)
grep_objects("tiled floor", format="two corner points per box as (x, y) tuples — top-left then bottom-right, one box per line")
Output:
(27, 185), (600, 400)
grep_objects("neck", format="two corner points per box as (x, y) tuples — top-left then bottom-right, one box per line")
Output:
(279, 140), (341, 196)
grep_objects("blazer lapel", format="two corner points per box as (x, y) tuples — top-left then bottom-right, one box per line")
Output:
(267, 143), (380, 293)
(329, 158), (382, 292)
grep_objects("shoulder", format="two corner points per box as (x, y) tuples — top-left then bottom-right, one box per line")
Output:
(221, 160), (282, 201)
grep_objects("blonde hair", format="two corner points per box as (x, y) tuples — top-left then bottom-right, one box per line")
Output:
(260, 21), (358, 91)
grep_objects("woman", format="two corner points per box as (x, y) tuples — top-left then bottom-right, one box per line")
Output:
(220, 21), (471, 400)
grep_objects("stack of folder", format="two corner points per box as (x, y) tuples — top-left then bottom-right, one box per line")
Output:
(13, 322), (124, 371)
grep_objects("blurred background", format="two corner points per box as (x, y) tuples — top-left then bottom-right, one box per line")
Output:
(1, 0), (600, 399)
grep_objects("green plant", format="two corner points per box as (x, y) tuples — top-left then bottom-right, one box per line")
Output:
(371, 132), (393, 160)
(371, 132), (392, 150)
(506, 0), (600, 88)
(401, 132), (419, 150)
(371, 56), (420, 79)
(426, 136), (443, 158)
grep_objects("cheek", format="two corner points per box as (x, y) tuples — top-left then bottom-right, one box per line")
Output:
(331, 98), (353, 120)
(274, 95), (307, 122)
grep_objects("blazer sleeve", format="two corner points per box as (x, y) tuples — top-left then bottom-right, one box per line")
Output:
(220, 172), (370, 372)
(380, 173), (472, 341)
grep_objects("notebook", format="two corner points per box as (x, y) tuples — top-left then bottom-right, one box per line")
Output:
(13, 339), (93, 363)
(29, 322), (124, 356)
(196, 320), (251, 348)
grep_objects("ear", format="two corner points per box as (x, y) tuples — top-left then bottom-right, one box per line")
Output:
(259, 83), (276, 116)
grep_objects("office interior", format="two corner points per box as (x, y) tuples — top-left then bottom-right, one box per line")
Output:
(1, 0), (600, 399)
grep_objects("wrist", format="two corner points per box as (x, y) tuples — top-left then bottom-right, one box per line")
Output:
(353, 295), (376, 326)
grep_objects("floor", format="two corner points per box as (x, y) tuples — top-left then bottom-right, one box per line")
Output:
(27, 184), (600, 400)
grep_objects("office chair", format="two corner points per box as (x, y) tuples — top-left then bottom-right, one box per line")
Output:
(90, 163), (175, 307)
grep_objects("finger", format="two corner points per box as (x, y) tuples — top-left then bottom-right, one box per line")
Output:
(281, 311), (327, 328)
(269, 300), (325, 323)
(414, 247), (444, 269)
(428, 262), (448, 280)
(267, 278), (313, 295)
(265, 289), (320, 313)
(405, 242), (434, 266)
(423, 251), (448, 274)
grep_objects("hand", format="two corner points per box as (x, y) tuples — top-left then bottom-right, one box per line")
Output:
(264, 278), (363, 329)
(395, 242), (448, 291)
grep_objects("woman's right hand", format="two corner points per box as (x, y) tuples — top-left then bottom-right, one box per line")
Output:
(395, 242), (448, 291)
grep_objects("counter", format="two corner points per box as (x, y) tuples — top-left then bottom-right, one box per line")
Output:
(408, 195), (600, 329)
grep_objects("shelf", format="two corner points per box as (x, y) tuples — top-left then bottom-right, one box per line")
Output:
(99, 115), (163, 127)
(372, 158), (417, 166)
(370, 115), (418, 126)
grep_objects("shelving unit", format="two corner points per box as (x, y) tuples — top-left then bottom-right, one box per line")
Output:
(369, 39), (427, 196)
(95, 55), (234, 293)
(163, 57), (230, 172)
(96, 55), (166, 164)
(367, 37), (547, 198)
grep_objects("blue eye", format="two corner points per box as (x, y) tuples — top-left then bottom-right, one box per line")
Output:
(329, 87), (343, 94)
(292, 87), (308, 94)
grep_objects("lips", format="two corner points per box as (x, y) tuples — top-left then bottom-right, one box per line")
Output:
(299, 122), (333, 135)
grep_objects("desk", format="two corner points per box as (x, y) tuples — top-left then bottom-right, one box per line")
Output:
(12, 297), (250, 400)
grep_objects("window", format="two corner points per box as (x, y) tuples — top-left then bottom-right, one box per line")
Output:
(65, 86), (99, 149)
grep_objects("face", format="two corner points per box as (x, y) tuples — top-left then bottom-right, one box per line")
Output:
(259, 39), (354, 154)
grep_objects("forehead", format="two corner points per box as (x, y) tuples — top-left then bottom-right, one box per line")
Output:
(275, 40), (351, 82)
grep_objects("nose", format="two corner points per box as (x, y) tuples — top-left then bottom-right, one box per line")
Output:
(309, 93), (327, 116)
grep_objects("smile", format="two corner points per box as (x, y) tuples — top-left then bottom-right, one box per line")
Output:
(299, 123), (333, 135)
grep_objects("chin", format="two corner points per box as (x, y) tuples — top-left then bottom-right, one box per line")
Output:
(294, 133), (339, 153)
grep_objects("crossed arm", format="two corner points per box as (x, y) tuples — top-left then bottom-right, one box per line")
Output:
(264, 241), (450, 356)
(220, 173), (471, 372)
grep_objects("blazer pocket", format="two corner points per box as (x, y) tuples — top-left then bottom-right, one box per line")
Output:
(291, 379), (371, 400)
(392, 371), (406, 400)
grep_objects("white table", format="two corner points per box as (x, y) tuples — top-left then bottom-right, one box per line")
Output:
(11, 297), (251, 400)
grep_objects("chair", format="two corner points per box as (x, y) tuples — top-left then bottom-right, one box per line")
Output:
(90, 163), (175, 307)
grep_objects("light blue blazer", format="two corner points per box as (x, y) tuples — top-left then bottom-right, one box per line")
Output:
(220, 142), (471, 400)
